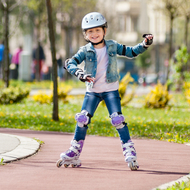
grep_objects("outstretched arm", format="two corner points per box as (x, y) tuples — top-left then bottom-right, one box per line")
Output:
(117, 34), (153, 58)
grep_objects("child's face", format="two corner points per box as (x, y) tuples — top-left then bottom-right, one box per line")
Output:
(85, 27), (106, 44)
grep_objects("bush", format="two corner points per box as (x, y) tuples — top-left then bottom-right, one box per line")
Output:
(33, 91), (53, 104)
(57, 84), (72, 101)
(184, 82), (190, 105)
(145, 82), (171, 108)
(0, 87), (30, 104)
(118, 72), (136, 106)
(172, 45), (190, 90)
(33, 83), (72, 104)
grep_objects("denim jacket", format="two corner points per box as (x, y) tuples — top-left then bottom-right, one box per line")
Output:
(65, 40), (147, 83)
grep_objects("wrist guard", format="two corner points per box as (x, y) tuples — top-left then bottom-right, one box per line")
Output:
(74, 69), (91, 82)
(142, 34), (153, 47)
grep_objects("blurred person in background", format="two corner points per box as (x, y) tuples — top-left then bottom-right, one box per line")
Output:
(32, 43), (45, 80)
(0, 40), (4, 79)
(57, 54), (64, 80)
(11, 45), (23, 79)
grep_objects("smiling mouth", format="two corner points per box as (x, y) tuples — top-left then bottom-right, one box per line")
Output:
(92, 36), (99, 40)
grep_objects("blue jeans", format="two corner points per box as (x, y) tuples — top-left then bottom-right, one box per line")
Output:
(74, 90), (131, 143)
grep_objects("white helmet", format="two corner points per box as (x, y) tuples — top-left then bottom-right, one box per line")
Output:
(81, 12), (107, 31)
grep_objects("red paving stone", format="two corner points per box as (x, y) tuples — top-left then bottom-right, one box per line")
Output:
(0, 128), (190, 190)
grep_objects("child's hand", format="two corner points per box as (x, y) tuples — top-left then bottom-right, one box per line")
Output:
(86, 76), (95, 83)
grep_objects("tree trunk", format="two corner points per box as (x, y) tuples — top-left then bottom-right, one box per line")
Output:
(64, 26), (73, 80)
(169, 15), (173, 59)
(3, 1), (10, 88)
(184, 15), (189, 47)
(46, 0), (59, 121)
(36, 33), (40, 81)
(166, 14), (174, 80)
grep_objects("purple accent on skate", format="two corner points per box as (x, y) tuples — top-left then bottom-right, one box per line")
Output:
(131, 151), (136, 156)
(123, 148), (136, 157)
(75, 114), (88, 124)
(61, 140), (84, 159)
(66, 150), (76, 157)
(77, 140), (84, 153)
(111, 115), (124, 126)
(122, 140), (137, 157)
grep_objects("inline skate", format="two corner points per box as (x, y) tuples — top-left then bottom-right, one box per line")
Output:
(56, 140), (84, 168)
(122, 140), (139, 171)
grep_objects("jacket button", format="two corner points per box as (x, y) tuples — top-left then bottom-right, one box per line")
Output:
(90, 59), (92, 61)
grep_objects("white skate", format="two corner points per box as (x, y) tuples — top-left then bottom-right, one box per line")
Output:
(122, 140), (139, 171)
(56, 140), (84, 168)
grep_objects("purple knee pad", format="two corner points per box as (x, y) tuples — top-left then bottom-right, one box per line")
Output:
(75, 110), (89, 126)
(110, 112), (125, 127)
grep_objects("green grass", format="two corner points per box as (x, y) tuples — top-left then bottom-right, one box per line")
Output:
(0, 158), (4, 165)
(157, 180), (190, 190)
(0, 94), (189, 144)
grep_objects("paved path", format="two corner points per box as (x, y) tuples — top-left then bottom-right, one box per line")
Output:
(0, 128), (190, 190)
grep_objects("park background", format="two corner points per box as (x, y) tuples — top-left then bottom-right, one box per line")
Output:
(0, 1), (190, 189)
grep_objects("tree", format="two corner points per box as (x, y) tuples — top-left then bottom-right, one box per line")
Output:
(46, 0), (59, 121)
(0, 3), (3, 37)
(1, 0), (10, 88)
(25, 0), (47, 81)
(179, 0), (190, 47)
(0, 0), (23, 87)
(173, 45), (190, 90)
(163, 0), (183, 80)
(152, 0), (183, 80)
(54, 0), (97, 79)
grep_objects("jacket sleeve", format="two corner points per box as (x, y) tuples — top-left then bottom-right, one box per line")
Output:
(116, 42), (147, 59)
(65, 47), (86, 76)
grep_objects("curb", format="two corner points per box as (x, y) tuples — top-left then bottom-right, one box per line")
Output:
(152, 174), (190, 190)
(0, 134), (40, 163)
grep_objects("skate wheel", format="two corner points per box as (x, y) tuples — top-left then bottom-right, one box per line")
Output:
(71, 163), (81, 168)
(56, 159), (63, 168)
(128, 161), (139, 171)
(131, 165), (138, 171)
(64, 164), (70, 168)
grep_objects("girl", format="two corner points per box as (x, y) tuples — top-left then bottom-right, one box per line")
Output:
(57, 12), (153, 170)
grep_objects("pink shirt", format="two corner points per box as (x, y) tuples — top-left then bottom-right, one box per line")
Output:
(87, 46), (119, 93)
(12, 48), (22, 64)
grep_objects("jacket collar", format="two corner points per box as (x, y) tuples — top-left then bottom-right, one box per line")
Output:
(85, 42), (95, 52)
